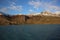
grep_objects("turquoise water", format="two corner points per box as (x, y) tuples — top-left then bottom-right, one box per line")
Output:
(0, 25), (60, 40)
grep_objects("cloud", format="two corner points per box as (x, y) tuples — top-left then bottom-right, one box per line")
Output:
(28, 0), (41, 9)
(28, 0), (60, 12)
(7, 0), (23, 12)
(44, 2), (60, 12)
(0, 3), (23, 13)
(29, 9), (33, 12)
(9, 5), (23, 12)
(0, 7), (8, 13)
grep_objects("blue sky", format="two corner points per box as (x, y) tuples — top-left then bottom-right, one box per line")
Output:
(0, 0), (60, 15)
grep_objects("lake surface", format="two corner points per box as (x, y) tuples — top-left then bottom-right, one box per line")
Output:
(0, 25), (60, 40)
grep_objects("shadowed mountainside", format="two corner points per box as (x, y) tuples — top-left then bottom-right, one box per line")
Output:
(0, 12), (60, 25)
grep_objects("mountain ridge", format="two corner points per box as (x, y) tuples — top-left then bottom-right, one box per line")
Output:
(0, 11), (60, 25)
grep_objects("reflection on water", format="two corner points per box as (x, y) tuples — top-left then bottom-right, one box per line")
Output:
(0, 25), (60, 40)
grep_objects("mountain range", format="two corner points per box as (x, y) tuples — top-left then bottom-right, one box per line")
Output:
(0, 11), (60, 25)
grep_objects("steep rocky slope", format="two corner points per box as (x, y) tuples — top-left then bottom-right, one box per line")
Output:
(0, 15), (9, 25)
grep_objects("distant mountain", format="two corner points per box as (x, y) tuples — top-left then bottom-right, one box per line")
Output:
(28, 11), (60, 17)
(40, 11), (52, 15)
(55, 11), (60, 16)
(0, 11), (60, 25)
(55, 11), (60, 14)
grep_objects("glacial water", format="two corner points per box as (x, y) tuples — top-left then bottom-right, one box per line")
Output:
(0, 25), (60, 40)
